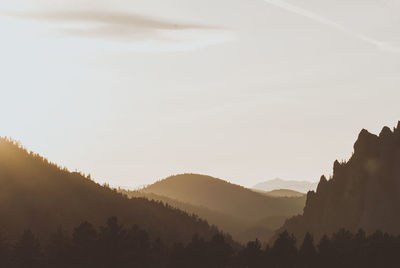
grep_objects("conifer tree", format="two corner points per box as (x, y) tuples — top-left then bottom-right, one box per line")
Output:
(299, 232), (316, 268)
(72, 221), (98, 268)
(13, 230), (42, 268)
(0, 230), (10, 267)
(47, 227), (73, 268)
(271, 231), (297, 268)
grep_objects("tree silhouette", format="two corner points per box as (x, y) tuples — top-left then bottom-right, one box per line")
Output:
(207, 233), (234, 268)
(331, 228), (355, 267)
(271, 231), (297, 268)
(317, 234), (335, 268)
(125, 224), (151, 267)
(299, 232), (316, 268)
(72, 221), (98, 268)
(0, 230), (10, 267)
(47, 227), (73, 268)
(13, 230), (42, 268)
(352, 229), (368, 268)
(151, 237), (168, 268)
(236, 239), (264, 268)
(97, 217), (130, 268)
(184, 234), (208, 268)
(2, 217), (400, 267)
(167, 242), (186, 268)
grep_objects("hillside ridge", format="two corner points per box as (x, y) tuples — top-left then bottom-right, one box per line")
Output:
(0, 138), (227, 245)
(274, 122), (400, 242)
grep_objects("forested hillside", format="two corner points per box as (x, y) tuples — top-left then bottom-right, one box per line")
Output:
(143, 174), (305, 223)
(134, 174), (305, 242)
(0, 138), (227, 245)
(119, 190), (249, 239)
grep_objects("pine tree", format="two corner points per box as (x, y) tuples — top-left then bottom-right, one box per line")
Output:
(125, 224), (151, 267)
(13, 230), (42, 268)
(238, 239), (264, 268)
(47, 227), (73, 268)
(207, 233), (233, 268)
(271, 231), (297, 268)
(0, 230), (10, 267)
(98, 217), (130, 268)
(151, 237), (168, 268)
(299, 232), (316, 268)
(72, 221), (98, 268)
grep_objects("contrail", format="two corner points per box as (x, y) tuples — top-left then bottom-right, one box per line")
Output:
(263, 0), (400, 53)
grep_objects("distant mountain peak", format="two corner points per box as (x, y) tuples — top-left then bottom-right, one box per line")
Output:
(253, 178), (318, 193)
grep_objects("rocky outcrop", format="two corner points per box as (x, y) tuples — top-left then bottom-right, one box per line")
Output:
(274, 122), (400, 242)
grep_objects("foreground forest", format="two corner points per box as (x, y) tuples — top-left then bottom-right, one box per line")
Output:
(1, 217), (400, 268)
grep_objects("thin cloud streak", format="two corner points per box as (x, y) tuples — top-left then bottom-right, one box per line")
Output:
(3, 10), (236, 51)
(11, 10), (215, 30)
(263, 0), (400, 53)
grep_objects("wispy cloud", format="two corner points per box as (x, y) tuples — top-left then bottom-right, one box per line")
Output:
(263, 0), (400, 53)
(3, 10), (236, 52)
(14, 10), (213, 31)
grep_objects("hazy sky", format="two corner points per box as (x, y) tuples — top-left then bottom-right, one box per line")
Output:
(1, 0), (399, 188)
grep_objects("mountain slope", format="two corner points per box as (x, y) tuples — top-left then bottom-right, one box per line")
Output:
(253, 178), (318, 193)
(142, 174), (305, 223)
(275, 122), (400, 242)
(0, 138), (225, 244)
(119, 189), (248, 237)
(139, 174), (306, 241)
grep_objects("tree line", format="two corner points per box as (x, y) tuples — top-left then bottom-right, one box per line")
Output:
(1, 217), (400, 268)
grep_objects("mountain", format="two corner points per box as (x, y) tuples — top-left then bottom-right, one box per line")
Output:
(135, 174), (306, 242)
(253, 189), (305, 198)
(123, 189), (290, 243)
(119, 190), (252, 239)
(0, 138), (227, 245)
(253, 178), (318, 193)
(274, 122), (400, 242)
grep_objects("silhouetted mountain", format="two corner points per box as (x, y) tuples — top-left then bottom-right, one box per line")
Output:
(253, 179), (317, 193)
(0, 138), (227, 245)
(136, 174), (306, 242)
(253, 189), (305, 198)
(275, 122), (400, 242)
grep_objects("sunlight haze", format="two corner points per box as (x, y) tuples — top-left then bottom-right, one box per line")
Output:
(1, 0), (399, 187)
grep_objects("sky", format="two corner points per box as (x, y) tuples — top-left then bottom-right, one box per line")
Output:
(1, 0), (399, 188)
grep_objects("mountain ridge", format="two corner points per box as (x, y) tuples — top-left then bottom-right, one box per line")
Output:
(142, 173), (305, 221)
(274, 122), (400, 242)
(138, 173), (306, 242)
(252, 189), (305, 198)
(0, 138), (228, 245)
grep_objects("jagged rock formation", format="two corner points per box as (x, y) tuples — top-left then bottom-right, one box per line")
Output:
(275, 122), (400, 242)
